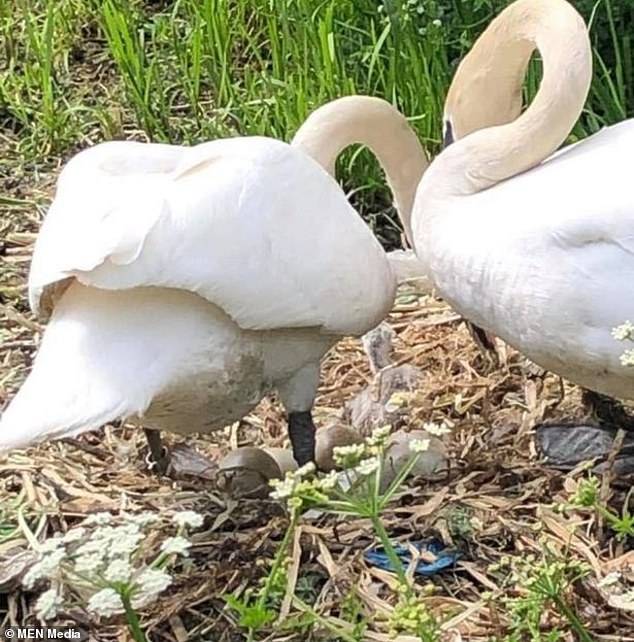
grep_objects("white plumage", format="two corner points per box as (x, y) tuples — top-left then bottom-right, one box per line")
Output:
(1, 97), (427, 464)
(413, 0), (634, 402)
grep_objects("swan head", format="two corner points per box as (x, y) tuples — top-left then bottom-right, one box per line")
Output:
(443, 64), (525, 144)
(442, 8), (538, 144)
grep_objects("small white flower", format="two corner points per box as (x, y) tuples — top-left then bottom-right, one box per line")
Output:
(38, 537), (64, 554)
(367, 425), (392, 447)
(333, 443), (366, 466)
(172, 511), (204, 529)
(423, 422), (451, 436)
(134, 568), (172, 601)
(35, 588), (63, 620)
(355, 456), (380, 476)
(409, 438), (431, 453)
(269, 476), (295, 500)
(83, 512), (113, 526)
(104, 559), (133, 583)
(612, 321), (634, 341)
(334, 444), (366, 457)
(107, 525), (143, 558)
(432, 18), (442, 26)
(90, 526), (117, 543)
(74, 552), (105, 573)
(295, 462), (316, 478)
(620, 348), (634, 367)
(87, 588), (124, 617)
(23, 549), (66, 589)
(160, 536), (191, 557)
(372, 425), (392, 439)
(62, 528), (86, 544)
(74, 537), (107, 560)
(317, 470), (339, 491)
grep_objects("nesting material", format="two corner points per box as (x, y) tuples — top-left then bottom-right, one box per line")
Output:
(1, 195), (633, 637)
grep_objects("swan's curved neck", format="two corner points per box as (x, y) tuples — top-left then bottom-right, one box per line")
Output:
(428, 0), (592, 197)
(292, 96), (428, 244)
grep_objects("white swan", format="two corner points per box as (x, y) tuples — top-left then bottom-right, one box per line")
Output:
(412, 0), (634, 402)
(0, 97), (428, 471)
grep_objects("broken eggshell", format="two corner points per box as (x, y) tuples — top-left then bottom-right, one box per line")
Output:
(217, 446), (295, 499)
(263, 447), (298, 476)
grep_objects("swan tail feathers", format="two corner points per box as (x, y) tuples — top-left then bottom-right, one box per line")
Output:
(0, 380), (130, 452)
(0, 285), (150, 453)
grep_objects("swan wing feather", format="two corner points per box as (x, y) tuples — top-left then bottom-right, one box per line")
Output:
(29, 137), (395, 336)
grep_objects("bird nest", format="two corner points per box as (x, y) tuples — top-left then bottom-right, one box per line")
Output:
(1, 165), (633, 641)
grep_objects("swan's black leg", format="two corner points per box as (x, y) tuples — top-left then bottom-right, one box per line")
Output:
(288, 411), (316, 467)
(465, 320), (499, 365)
(582, 390), (634, 431)
(144, 428), (170, 475)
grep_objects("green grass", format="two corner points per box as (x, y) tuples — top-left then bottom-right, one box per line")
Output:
(1, 0), (632, 242)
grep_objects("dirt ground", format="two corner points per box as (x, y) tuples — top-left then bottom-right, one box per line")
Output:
(1, 160), (633, 641)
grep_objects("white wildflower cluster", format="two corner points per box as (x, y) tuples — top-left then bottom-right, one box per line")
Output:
(333, 426), (393, 471)
(355, 457), (380, 476)
(62, 528), (85, 543)
(161, 536), (191, 556)
(422, 421), (451, 437)
(104, 559), (133, 583)
(269, 475), (296, 501)
(612, 321), (634, 341)
(332, 443), (367, 467)
(409, 438), (430, 454)
(23, 508), (205, 620)
(620, 349), (634, 367)
(612, 322), (634, 367)
(34, 588), (63, 620)
(23, 548), (66, 589)
(172, 511), (204, 529)
(133, 568), (173, 607)
(332, 426), (396, 478)
(72, 521), (143, 573)
(87, 588), (124, 617)
(366, 425), (392, 449)
(318, 470), (339, 490)
(269, 462), (349, 511)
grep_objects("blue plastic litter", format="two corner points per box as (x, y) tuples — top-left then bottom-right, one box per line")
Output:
(364, 539), (460, 576)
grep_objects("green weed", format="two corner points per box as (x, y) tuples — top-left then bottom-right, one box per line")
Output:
(503, 551), (593, 642)
(569, 475), (634, 542)
(2, 0), (630, 241)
